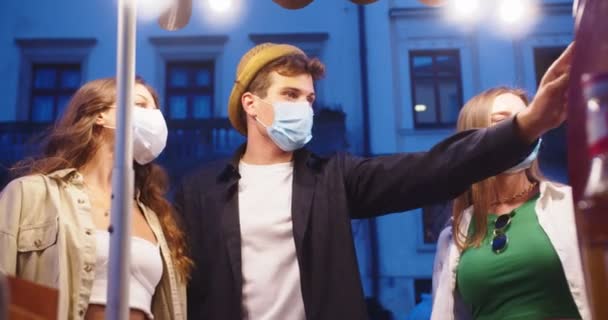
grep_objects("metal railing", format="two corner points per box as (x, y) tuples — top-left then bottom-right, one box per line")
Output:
(0, 112), (348, 187)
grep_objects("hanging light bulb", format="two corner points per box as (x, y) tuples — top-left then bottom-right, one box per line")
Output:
(208, 0), (233, 13)
(445, 0), (482, 24)
(494, 0), (539, 37)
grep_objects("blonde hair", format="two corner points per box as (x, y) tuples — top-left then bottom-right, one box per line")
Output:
(452, 87), (545, 250)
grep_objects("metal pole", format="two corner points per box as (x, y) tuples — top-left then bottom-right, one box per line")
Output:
(106, 0), (136, 318)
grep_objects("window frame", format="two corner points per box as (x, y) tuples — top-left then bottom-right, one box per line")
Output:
(29, 63), (82, 122)
(164, 60), (215, 120)
(15, 38), (96, 121)
(533, 46), (567, 86)
(409, 49), (464, 129)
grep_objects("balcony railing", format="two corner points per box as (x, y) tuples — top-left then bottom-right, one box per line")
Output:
(0, 110), (348, 187)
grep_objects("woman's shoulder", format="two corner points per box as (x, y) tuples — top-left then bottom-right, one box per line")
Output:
(0, 171), (74, 230)
(539, 180), (573, 199)
(5, 169), (75, 189)
(1, 169), (79, 204)
(541, 179), (570, 189)
(3, 174), (47, 194)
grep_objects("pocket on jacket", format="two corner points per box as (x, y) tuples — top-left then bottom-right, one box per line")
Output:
(17, 218), (59, 252)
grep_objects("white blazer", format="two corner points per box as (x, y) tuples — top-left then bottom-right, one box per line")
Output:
(430, 181), (591, 320)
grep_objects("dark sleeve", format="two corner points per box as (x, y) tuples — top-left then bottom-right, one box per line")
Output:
(173, 177), (204, 320)
(343, 117), (536, 218)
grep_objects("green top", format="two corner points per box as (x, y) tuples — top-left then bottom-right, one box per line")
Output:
(456, 194), (581, 320)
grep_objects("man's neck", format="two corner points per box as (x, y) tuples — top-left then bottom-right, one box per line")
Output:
(242, 133), (293, 165)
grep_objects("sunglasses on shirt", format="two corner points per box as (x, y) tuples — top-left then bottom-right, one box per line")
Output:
(491, 213), (512, 254)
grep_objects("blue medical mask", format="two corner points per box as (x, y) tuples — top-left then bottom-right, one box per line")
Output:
(255, 98), (314, 152)
(504, 138), (542, 174)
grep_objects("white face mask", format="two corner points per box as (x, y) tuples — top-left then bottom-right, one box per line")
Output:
(103, 107), (168, 165)
(132, 107), (168, 164)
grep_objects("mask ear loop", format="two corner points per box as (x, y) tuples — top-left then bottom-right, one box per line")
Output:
(102, 123), (116, 130)
(252, 95), (273, 128)
(254, 116), (270, 128)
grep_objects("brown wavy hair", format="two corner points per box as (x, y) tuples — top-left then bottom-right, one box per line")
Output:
(12, 77), (193, 279)
(452, 87), (545, 251)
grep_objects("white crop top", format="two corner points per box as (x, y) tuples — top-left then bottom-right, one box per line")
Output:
(88, 230), (163, 319)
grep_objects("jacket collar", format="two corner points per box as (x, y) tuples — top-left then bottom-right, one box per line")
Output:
(47, 168), (143, 201)
(216, 144), (327, 249)
(47, 168), (81, 182)
(216, 144), (325, 185)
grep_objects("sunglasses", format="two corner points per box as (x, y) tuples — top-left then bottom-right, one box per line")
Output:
(491, 214), (512, 254)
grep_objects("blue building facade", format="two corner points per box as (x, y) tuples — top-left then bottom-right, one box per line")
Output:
(0, 0), (574, 318)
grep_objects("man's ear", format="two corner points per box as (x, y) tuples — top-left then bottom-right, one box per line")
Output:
(242, 92), (257, 117)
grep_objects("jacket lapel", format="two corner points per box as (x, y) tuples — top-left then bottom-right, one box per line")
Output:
(291, 150), (320, 257)
(218, 146), (245, 297)
(221, 180), (242, 295)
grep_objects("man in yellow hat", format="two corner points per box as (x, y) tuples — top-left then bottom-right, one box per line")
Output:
(175, 42), (572, 320)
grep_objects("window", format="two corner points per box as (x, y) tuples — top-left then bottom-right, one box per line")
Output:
(533, 46), (567, 86)
(165, 61), (214, 119)
(421, 200), (452, 244)
(16, 38), (96, 121)
(533, 46), (569, 182)
(149, 35), (227, 113)
(30, 63), (81, 122)
(409, 50), (463, 128)
(414, 278), (432, 304)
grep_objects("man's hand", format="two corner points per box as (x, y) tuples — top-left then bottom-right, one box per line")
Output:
(516, 42), (574, 143)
